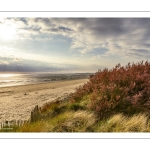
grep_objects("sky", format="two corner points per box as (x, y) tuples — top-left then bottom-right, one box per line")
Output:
(0, 18), (150, 73)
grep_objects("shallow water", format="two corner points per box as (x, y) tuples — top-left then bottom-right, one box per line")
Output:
(0, 73), (91, 87)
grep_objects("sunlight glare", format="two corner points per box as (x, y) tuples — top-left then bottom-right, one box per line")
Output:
(0, 74), (16, 78)
(0, 25), (17, 40)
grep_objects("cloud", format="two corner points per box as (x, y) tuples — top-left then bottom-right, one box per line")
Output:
(0, 60), (9, 65)
(0, 64), (57, 72)
(0, 56), (63, 72)
(1, 18), (150, 72)
(0, 56), (86, 72)
(14, 58), (23, 62)
(52, 18), (150, 60)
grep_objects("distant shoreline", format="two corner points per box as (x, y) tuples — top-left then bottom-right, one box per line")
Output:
(0, 77), (88, 89)
(0, 73), (91, 88)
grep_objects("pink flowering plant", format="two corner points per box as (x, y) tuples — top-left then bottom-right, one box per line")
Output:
(71, 61), (150, 118)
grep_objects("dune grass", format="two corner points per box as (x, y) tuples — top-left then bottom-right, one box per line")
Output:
(95, 113), (150, 132)
(16, 110), (96, 132)
(16, 96), (96, 132)
(16, 97), (150, 132)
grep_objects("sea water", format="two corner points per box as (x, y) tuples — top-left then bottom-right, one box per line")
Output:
(0, 73), (90, 88)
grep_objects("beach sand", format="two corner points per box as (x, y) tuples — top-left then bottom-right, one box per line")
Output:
(0, 79), (88, 122)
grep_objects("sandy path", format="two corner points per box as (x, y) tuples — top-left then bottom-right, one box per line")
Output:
(0, 79), (88, 122)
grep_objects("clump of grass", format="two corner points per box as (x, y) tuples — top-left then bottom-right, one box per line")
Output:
(16, 121), (47, 132)
(17, 110), (96, 132)
(50, 110), (96, 132)
(95, 113), (149, 132)
(40, 100), (60, 113)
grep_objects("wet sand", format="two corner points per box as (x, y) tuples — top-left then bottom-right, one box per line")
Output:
(0, 79), (88, 122)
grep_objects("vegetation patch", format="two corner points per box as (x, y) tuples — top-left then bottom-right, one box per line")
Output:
(12, 61), (150, 132)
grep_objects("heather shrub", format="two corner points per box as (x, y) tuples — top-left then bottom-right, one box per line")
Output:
(70, 82), (92, 102)
(71, 61), (150, 118)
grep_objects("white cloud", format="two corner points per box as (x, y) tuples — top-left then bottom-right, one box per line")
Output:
(14, 58), (23, 62)
(0, 60), (9, 65)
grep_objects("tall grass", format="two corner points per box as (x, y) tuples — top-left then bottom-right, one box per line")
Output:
(95, 113), (150, 132)
(17, 110), (96, 132)
(16, 120), (48, 132)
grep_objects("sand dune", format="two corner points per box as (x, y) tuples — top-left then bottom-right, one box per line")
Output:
(0, 79), (88, 122)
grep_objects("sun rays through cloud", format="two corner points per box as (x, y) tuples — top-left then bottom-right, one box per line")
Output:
(0, 18), (150, 73)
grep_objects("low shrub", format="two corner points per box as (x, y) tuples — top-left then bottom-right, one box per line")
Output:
(71, 61), (150, 118)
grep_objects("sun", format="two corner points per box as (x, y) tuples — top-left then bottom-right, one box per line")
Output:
(0, 25), (17, 40)
(0, 74), (16, 78)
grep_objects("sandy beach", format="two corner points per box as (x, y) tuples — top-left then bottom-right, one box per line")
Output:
(0, 79), (88, 122)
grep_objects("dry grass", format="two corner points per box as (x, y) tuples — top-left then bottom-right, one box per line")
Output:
(17, 110), (96, 132)
(58, 110), (96, 132)
(95, 113), (150, 132)
(47, 110), (96, 132)
(16, 121), (47, 132)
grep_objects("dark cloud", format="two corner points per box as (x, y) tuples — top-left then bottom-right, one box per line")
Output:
(13, 18), (150, 38)
(127, 52), (144, 58)
(0, 64), (60, 72)
(19, 18), (28, 25)
(128, 49), (150, 59)
(34, 18), (51, 24)
(49, 18), (126, 36)
(0, 56), (63, 72)
(130, 49), (150, 54)
(50, 26), (73, 33)
(0, 62), (64, 72)
(89, 18), (125, 37)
